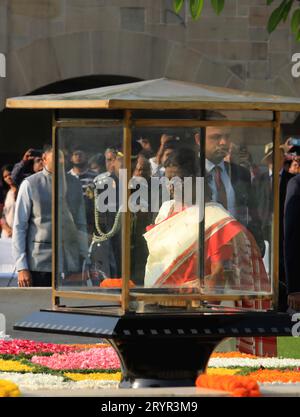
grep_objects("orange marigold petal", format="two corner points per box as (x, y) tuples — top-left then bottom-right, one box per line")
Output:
(232, 388), (249, 397)
(100, 279), (135, 288)
(211, 352), (258, 359)
(249, 389), (261, 397)
(196, 374), (261, 397)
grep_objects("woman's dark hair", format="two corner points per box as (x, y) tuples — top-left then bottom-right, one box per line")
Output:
(162, 140), (179, 153)
(164, 148), (197, 178)
(132, 140), (143, 156)
(1, 164), (14, 178)
(1, 164), (14, 191)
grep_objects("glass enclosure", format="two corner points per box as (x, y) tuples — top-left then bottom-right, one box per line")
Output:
(54, 112), (275, 313)
(8, 78), (300, 316)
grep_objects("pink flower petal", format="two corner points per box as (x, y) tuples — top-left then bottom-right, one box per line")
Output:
(0, 340), (80, 355)
(31, 348), (120, 370)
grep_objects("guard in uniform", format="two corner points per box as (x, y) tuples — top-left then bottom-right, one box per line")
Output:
(86, 171), (121, 285)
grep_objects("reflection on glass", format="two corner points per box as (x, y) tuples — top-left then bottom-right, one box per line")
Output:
(55, 122), (274, 302)
(202, 122), (273, 293)
(56, 128), (123, 291)
(58, 161), (89, 286)
(143, 148), (201, 289)
(91, 150), (123, 282)
(130, 125), (273, 298)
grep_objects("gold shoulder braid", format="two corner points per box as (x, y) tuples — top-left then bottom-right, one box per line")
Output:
(91, 174), (122, 243)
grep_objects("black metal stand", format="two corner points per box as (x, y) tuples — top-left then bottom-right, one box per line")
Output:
(112, 337), (221, 388)
(14, 309), (292, 388)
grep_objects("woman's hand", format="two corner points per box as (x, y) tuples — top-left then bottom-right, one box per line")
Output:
(156, 134), (173, 164)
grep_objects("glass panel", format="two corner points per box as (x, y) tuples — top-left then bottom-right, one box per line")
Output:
(129, 122), (273, 311)
(218, 110), (273, 121)
(56, 109), (123, 120)
(130, 127), (201, 292)
(131, 109), (205, 120)
(203, 126), (273, 299)
(131, 110), (273, 121)
(56, 126), (123, 294)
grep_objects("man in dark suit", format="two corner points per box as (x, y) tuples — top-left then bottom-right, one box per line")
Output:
(284, 174), (300, 296)
(195, 125), (264, 254)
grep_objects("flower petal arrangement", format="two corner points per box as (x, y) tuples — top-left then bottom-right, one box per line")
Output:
(64, 372), (122, 382)
(0, 372), (119, 391)
(0, 339), (121, 393)
(0, 379), (20, 397)
(0, 358), (33, 372)
(208, 356), (300, 369)
(1, 339), (300, 395)
(0, 339), (79, 355)
(196, 374), (261, 397)
(30, 347), (120, 370)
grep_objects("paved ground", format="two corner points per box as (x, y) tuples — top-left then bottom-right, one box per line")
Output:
(20, 384), (300, 397)
(260, 384), (300, 397)
(21, 387), (229, 397)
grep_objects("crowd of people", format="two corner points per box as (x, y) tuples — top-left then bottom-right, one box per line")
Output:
(0, 121), (300, 313)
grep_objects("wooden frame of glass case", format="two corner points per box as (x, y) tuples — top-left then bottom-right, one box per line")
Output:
(6, 79), (296, 315)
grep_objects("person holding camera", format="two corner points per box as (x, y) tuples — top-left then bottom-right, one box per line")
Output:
(11, 148), (43, 187)
(149, 134), (179, 178)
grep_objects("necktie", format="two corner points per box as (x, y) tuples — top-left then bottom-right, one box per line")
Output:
(214, 165), (227, 209)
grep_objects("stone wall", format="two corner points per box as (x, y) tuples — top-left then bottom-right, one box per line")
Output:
(0, 0), (299, 110)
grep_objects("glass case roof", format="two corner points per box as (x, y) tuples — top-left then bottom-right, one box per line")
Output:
(6, 78), (300, 111)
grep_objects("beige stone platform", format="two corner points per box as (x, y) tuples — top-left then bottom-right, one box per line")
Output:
(20, 384), (300, 397)
(21, 386), (229, 397)
(22, 383), (300, 398)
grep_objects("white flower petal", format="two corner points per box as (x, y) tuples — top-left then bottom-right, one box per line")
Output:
(208, 358), (300, 368)
(0, 372), (118, 391)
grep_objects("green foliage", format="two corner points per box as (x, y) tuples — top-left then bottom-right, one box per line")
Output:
(189, 0), (204, 20)
(211, 0), (225, 15)
(173, 0), (184, 14)
(291, 8), (300, 41)
(173, 0), (300, 42)
(267, 0), (294, 33)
